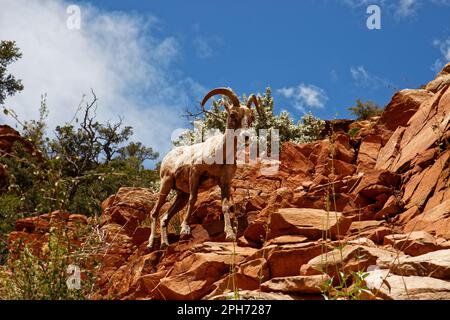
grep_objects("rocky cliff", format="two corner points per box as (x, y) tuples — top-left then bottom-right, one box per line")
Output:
(7, 63), (450, 300)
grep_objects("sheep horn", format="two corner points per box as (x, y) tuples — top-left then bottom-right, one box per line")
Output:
(246, 94), (262, 116)
(201, 87), (241, 112)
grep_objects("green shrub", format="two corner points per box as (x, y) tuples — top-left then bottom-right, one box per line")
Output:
(0, 224), (101, 300)
(348, 99), (384, 120)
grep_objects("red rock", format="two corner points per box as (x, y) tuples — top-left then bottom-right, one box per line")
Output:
(239, 258), (270, 282)
(426, 62), (450, 92)
(268, 208), (351, 240)
(369, 269), (450, 300)
(352, 169), (400, 195)
(264, 242), (325, 278)
(158, 243), (255, 300)
(347, 221), (391, 244)
(279, 142), (314, 174)
(391, 85), (450, 172)
(132, 227), (151, 247)
(380, 89), (433, 130)
(394, 206), (420, 225)
(403, 151), (450, 209)
(266, 235), (309, 245)
(375, 195), (400, 219)
(375, 127), (405, 170)
(384, 231), (443, 256)
(359, 184), (392, 201)
(334, 134), (356, 164)
(330, 159), (356, 177)
(300, 245), (397, 279)
(348, 220), (384, 234)
(357, 135), (382, 171)
(261, 274), (329, 294)
(404, 200), (450, 239)
(205, 273), (260, 299)
(381, 249), (450, 279)
(103, 187), (158, 234)
(423, 166), (450, 212)
(320, 119), (354, 139)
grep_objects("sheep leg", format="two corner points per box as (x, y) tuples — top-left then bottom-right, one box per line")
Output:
(220, 182), (236, 241)
(147, 176), (172, 249)
(180, 172), (200, 236)
(160, 191), (189, 248)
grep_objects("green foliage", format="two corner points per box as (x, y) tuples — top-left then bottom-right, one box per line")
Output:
(0, 93), (160, 268)
(347, 127), (360, 138)
(178, 87), (325, 146)
(2, 93), (159, 214)
(0, 41), (24, 105)
(347, 99), (384, 120)
(320, 270), (371, 300)
(0, 225), (100, 300)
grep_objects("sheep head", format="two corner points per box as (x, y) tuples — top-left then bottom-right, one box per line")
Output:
(201, 87), (261, 130)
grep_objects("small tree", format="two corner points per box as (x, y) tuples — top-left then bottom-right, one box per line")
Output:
(0, 41), (24, 105)
(348, 99), (383, 120)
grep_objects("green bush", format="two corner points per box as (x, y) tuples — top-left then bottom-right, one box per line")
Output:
(348, 99), (384, 120)
(0, 224), (101, 300)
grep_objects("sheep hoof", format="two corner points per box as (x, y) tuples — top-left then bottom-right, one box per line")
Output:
(225, 233), (236, 241)
(180, 225), (191, 236)
(160, 242), (169, 249)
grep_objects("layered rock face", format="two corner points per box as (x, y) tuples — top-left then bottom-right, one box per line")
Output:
(7, 63), (450, 300)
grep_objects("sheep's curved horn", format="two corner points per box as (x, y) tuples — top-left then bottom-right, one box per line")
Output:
(201, 88), (240, 112)
(247, 94), (262, 117)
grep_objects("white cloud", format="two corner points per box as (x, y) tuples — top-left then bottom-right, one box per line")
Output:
(342, 0), (450, 19)
(193, 37), (214, 58)
(343, 0), (381, 7)
(277, 84), (328, 111)
(0, 0), (205, 158)
(431, 37), (450, 73)
(330, 69), (338, 82)
(395, 0), (419, 17)
(350, 65), (395, 89)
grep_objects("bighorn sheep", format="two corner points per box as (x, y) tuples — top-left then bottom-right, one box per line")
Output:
(147, 87), (261, 249)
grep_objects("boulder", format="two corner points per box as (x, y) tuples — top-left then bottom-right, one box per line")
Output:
(380, 89), (433, 130)
(263, 242), (325, 278)
(383, 231), (443, 256)
(357, 135), (382, 171)
(157, 242), (256, 300)
(426, 62), (450, 93)
(368, 269), (450, 300)
(390, 85), (450, 172)
(300, 245), (397, 278)
(261, 274), (329, 294)
(402, 151), (450, 209)
(393, 206), (420, 225)
(404, 200), (450, 239)
(102, 187), (157, 233)
(207, 290), (296, 300)
(380, 249), (450, 279)
(269, 208), (351, 240)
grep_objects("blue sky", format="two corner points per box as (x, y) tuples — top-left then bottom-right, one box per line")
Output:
(1, 0), (449, 158)
(79, 0), (450, 119)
